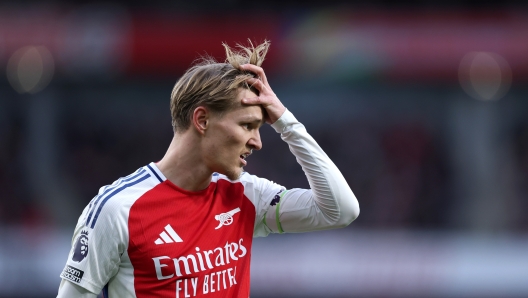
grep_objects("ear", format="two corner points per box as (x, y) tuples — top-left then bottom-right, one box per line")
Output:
(192, 106), (209, 135)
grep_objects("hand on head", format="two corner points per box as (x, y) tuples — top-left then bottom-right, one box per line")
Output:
(240, 64), (286, 124)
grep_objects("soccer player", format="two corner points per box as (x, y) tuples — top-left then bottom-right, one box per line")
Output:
(57, 41), (359, 298)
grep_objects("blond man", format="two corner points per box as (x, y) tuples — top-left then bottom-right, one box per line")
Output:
(57, 41), (359, 298)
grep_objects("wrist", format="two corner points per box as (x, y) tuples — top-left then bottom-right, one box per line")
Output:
(271, 109), (298, 133)
(269, 106), (287, 124)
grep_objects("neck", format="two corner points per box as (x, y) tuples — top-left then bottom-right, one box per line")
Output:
(156, 132), (212, 191)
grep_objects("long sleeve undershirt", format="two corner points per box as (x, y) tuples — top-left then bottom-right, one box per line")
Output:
(263, 109), (359, 233)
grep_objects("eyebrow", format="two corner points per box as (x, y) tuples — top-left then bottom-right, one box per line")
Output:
(240, 116), (264, 126)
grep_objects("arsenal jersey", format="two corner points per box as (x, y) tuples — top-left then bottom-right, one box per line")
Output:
(59, 109), (360, 297)
(60, 162), (284, 297)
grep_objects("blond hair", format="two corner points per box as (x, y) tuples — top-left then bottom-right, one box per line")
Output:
(170, 40), (270, 132)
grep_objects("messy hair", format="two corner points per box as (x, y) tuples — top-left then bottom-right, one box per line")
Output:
(170, 40), (270, 132)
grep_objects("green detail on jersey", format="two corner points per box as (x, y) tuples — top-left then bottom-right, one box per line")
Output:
(263, 211), (268, 228)
(276, 190), (288, 234)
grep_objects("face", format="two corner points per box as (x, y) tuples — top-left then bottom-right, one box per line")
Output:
(202, 89), (264, 180)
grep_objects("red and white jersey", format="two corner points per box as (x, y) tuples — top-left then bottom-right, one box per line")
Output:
(59, 110), (360, 298)
(61, 163), (284, 297)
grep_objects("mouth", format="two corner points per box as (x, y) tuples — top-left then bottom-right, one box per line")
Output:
(239, 151), (252, 166)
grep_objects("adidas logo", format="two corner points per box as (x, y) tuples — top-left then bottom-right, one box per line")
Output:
(154, 224), (183, 245)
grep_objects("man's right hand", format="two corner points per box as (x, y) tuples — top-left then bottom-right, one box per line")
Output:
(240, 64), (286, 125)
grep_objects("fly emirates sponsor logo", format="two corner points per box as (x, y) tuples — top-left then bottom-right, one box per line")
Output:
(152, 238), (247, 297)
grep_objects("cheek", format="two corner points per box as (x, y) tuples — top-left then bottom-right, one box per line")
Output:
(205, 124), (246, 158)
(220, 131), (242, 147)
(205, 135), (237, 159)
(221, 136), (241, 156)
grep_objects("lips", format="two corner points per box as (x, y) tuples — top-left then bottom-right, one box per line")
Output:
(239, 155), (247, 166)
(239, 151), (252, 166)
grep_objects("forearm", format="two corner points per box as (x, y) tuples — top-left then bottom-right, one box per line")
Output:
(268, 110), (359, 232)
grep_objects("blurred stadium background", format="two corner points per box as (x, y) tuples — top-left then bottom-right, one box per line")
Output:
(1, 0), (528, 297)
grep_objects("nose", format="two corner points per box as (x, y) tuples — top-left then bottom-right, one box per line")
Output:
(248, 129), (262, 151)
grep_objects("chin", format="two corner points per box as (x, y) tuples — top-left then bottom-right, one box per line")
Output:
(223, 167), (243, 181)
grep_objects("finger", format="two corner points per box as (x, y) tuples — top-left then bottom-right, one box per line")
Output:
(242, 94), (276, 106)
(242, 96), (271, 106)
(246, 65), (268, 85)
(246, 77), (268, 93)
(241, 64), (268, 86)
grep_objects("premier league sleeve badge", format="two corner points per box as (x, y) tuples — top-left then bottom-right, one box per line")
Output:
(72, 230), (89, 262)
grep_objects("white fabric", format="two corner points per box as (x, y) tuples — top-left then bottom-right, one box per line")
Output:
(247, 109), (360, 235)
(58, 167), (162, 296)
(57, 279), (97, 298)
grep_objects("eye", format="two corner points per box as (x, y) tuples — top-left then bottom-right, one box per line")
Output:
(242, 123), (251, 130)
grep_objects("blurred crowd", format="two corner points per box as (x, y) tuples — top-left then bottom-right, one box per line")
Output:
(2, 82), (528, 233)
(1, 2), (528, 235)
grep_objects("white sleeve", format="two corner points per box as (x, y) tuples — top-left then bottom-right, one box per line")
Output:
(59, 196), (126, 294)
(261, 109), (360, 234)
(57, 279), (97, 298)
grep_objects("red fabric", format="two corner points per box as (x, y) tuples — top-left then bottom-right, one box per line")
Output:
(128, 179), (256, 297)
